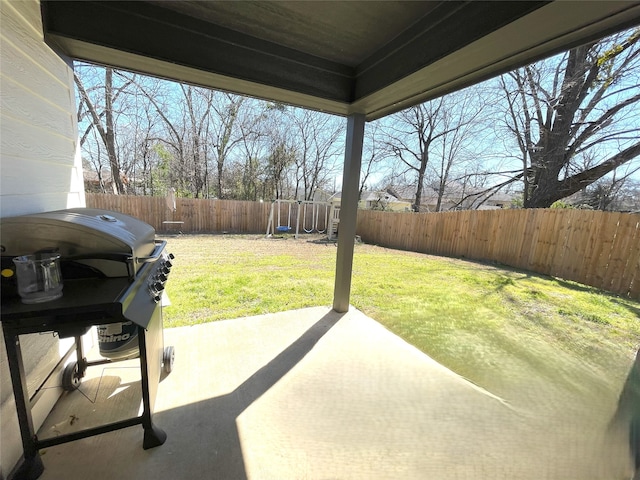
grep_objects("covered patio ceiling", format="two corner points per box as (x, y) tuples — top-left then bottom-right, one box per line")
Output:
(42, 1), (640, 121)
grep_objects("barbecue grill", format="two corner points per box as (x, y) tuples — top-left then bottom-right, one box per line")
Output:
(1, 208), (175, 480)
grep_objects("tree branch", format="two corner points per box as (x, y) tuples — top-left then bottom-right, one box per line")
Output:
(568, 91), (640, 157)
(556, 141), (640, 199)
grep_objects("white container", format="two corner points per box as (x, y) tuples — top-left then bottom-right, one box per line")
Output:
(97, 321), (139, 359)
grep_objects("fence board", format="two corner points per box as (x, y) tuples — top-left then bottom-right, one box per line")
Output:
(629, 252), (640, 299)
(502, 211), (517, 263)
(423, 213), (435, 253)
(508, 209), (527, 268)
(564, 210), (594, 283)
(487, 211), (502, 263)
(555, 210), (579, 281)
(482, 210), (497, 260)
(580, 211), (604, 287)
(531, 209), (555, 275)
(606, 214), (637, 294)
(618, 219), (640, 297)
(544, 210), (564, 277)
(592, 213), (622, 291)
(522, 209), (541, 271)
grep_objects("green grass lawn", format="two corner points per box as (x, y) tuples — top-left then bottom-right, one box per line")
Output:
(162, 233), (640, 410)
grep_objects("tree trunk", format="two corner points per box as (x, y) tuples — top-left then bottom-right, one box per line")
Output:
(74, 67), (125, 194)
(104, 69), (125, 194)
(413, 151), (428, 212)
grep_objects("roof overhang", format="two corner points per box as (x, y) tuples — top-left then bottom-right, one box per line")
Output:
(41, 1), (640, 121)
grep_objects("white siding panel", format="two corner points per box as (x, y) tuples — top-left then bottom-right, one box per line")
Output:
(1, 154), (77, 195)
(1, 4), (70, 86)
(9, 0), (44, 34)
(1, 112), (75, 164)
(1, 76), (76, 139)
(0, 192), (72, 216)
(0, 39), (76, 115)
(1, 0), (84, 475)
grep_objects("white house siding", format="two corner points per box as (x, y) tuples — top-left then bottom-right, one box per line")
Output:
(0, 0), (84, 476)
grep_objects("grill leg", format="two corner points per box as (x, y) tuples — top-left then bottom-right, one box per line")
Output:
(137, 314), (167, 449)
(143, 424), (168, 449)
(3, 329), (45, 480)
(75, 334), (88, 377)
(9, 457), (44, 480)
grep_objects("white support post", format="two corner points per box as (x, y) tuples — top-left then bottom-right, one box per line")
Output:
(333, 114), (365, 313)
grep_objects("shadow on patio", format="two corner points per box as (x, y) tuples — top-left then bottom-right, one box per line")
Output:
(37, 307), (633, 480)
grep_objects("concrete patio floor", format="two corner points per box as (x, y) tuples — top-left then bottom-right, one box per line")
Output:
(35, 306), (632, 480)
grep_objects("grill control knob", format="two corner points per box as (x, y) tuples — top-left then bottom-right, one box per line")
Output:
(168, 253), (175, 260)
(161, 266), (170, 275)
(153, 294), (162, 303)
(152, 282), (165, 292)
(157, 273), (168, 283)
(164, 260), (173, 269)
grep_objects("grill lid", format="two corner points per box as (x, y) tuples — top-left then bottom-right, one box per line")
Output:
(0, 208), (156, 277)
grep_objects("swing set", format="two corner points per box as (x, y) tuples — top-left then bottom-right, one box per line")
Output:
(266, 199), (339, 239)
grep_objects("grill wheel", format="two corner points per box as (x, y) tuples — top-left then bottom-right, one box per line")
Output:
(62, 362), (81, 391)
(163, 346), (175, 374)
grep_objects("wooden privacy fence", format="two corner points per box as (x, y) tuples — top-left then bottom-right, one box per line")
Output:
(357, 209), (640, 299)
(87, 194), (639, 299)
(86, 194), (332, 234)
(86, 193), (272, 234)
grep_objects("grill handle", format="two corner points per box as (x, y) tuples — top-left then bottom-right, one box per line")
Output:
(135, 240), (167, 264)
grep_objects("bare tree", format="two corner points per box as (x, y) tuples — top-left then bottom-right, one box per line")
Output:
(383, 90), (482, 212)
(426, 87), (487, 211)
(75, 66), (133, 194)
(209, 93), (245, 199)
(267, 138), (297, 200)
(289, 110), (343, 200)
(498, 29), (640, 208)
(81, 128), (108, 193)
(384, 99), (441, 211)
(133, 98), (163, 196)
(119, 72), (191, 194)
(359, 121), (393, 200)
(235, 102), (270, 200)
(179, 85), (217, 197)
